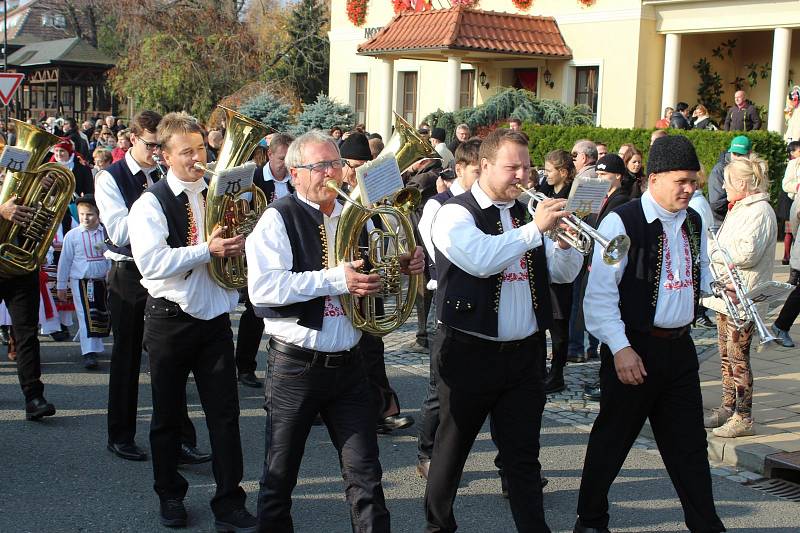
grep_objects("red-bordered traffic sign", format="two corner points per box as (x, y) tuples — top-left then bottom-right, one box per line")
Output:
(0, 73), (25, 106)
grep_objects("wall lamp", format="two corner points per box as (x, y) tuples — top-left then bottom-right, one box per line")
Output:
(543, 68), (554, 89)
(479, 71), (490, 89)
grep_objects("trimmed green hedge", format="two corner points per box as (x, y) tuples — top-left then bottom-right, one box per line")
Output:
(521, 124), (787, 206)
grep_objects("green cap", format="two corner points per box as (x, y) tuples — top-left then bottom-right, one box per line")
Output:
(728, 135), (752, 155)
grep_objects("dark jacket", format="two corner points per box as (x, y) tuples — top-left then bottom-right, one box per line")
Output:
(669, 112), (692, 130)
(708, 150), (731, 228)
(537, 181), (572, 320)
(692, 117), (719, 131)
(72, 161), (94, 197)
(724, 103), (762, 131)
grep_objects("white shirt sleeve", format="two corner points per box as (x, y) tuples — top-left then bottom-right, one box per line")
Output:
(431, 203), (543, 278)
(418, 198), (441, 262)
(584, 213), (630, 355)
(246, 208), (348, 306)
(128, 194), (211, 280)
(544, 237), (583, 284)
(56, 231), (75, 290)
(95, 170), (130, 246)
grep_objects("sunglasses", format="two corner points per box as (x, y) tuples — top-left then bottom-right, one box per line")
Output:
(138, 138), (162, 150)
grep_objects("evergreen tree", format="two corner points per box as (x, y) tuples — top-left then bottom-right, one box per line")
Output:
(291, 94), (355, 135)
(271, 0), (330, 103)
(238, 91), (293, 133)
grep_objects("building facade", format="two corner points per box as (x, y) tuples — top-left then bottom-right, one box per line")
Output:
(329, 0), (800, 140)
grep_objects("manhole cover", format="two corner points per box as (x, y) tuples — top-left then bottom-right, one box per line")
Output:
(748, 479), (800, 502)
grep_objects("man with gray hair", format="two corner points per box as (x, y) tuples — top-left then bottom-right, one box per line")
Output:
(448, 123), (471, 153)
(246, 130), (425, 532)
(571, 139), (598, 179)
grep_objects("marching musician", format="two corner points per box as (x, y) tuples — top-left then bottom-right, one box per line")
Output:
(235, 133), (295, 389)
(246, 130), (424, 532)
(0, 172), (57, 420)
(426, 129), (582, 533)
(96, 110), (206, 464)
(127, 112), (256, 531)
(575, 135), (725, 533)
(415, 138), (481, 479)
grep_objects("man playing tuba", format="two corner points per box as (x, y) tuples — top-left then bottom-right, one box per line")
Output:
(246, 130), (424, 532)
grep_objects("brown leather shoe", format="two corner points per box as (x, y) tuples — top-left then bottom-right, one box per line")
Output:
(416, 459), (430, 479)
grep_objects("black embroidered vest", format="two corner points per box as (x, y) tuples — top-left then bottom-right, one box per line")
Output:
(435, 191), (553, 338)
(253, 194), (328, 330)
(614, 199), (702, 331)
(145, 179), (207, 250)
(103, 158), (159, 257)
(254, 166), (295, 204)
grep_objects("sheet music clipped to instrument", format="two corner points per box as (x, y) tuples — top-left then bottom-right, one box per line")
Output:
(566, 177), (611, 215)
(213, 162), (256, 197)
(357, 153), (404, 205)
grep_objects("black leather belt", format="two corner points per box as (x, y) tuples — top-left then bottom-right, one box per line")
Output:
(112, 260), (139, 270)
(443, 325), (533, 352)
(268, 338), (355, 368)
(647, 325), (690, 340)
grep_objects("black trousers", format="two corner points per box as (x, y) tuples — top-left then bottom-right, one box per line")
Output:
(235, 292), (264, 375)
(256, 346), (390, 533)
(106, 261), (196, 446)
(424, 326), (550, 533)
(577, 330), (725, 533)
(144, 298), (246, 516)
(416, 285), (433, 345)
(359, 332), (401, 421)
(775, 269), (800, 331)
(2, 271), (43, 402)
(417, 341), (440, 461)
(548, 318), (570, 371)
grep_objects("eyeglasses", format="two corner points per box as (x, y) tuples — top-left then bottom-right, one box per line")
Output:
(295, 159), (346, 173)
(138, 138), (162, 150)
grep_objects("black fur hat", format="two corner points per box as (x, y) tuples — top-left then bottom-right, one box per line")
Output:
(647, 135), (700, 175)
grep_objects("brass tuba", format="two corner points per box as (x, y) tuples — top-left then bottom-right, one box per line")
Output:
(0, 119), (75, 278)
(325, 113), (436, 335)
(198, 106), (270, 289)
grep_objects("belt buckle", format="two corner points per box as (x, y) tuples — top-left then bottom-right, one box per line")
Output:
(323, 354), (343, 368)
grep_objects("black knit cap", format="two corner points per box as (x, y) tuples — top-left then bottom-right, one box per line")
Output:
(75, 194), (97, 209)
(431, 127), (447, 142)
(339, 132), (373, 161)
(596, 153), (626, 175)
(647, 135), (700, 175)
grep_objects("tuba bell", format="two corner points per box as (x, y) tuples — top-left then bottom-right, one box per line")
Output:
(379, 112), (439, 172)
(198, 106), (270, 289)
(0, 119), (76, 278)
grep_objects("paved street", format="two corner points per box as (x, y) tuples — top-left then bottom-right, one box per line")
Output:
(2, 311), (799, 533)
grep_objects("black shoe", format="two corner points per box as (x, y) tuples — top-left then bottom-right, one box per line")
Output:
(237, 372), (262, 388)
(782, 258), (791, 265)
(179, 443), (211, 465)
(377, 415), (415, 434)
(160, 498), (187, 528)
(583, 381), (601, 401)
(694, 315), (716, 329)
(50, 330), (70, 342)
(25, 397), (55, 420)
(543, 367), (565, 394)
(107, 441), (148, 461)
(83, 353), (99, 370)
(567, 352), (586, 363)
(416, 458), (430, 480)
(214, 507), (257, 533)
(0, 325), (9, 345)
(573, 518), (610, 533)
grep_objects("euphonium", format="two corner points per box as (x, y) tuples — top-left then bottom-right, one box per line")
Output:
(380, 112), (439, 172)
(326, 179), (421, 336)
(514, 184), (630, 265)
(0, 119), (75, 278)
(199, 106), (269, 289)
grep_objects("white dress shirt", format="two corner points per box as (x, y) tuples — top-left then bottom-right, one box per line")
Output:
(56, 225), (111, 289)
(263, 163), (293, 199)
(246, 194), (360, 352)
(431, 181), (583, 341)
(418, 181), (465, 290)
(128, 171), (238, 320)
(584, 190), (711, 355)
(95, 151), (158, 262)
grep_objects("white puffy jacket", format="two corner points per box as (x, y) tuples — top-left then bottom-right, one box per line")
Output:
(703, 192), (777, 317)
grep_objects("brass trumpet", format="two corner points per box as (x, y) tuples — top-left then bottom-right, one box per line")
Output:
(515, 184), (630, 265)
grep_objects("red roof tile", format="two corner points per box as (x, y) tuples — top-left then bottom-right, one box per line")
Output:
(358, 7), (572, 59)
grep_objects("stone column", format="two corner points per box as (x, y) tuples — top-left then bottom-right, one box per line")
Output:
(660, 33), (682, 116)
(379, 58), (395, 141)
(445, 55), (462, 112)
(768, 27), (792, 133)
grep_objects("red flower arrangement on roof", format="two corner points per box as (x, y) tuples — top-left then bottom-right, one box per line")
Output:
(452, 0), (479, 7)
(512, 0), (532, 10)
(392, 0), (435, 14)
(578, 0), (596, 6)
(347, 0), (368, 26)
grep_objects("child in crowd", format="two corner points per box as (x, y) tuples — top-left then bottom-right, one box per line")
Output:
(56, 196), (111, 369)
